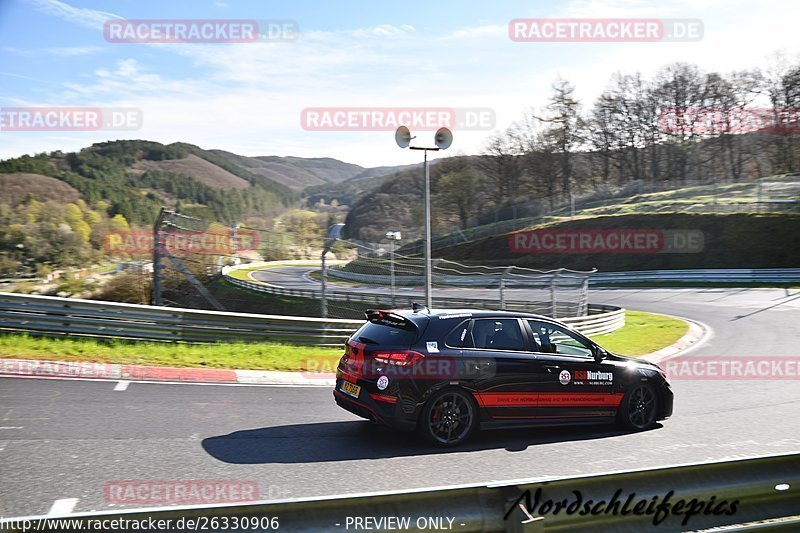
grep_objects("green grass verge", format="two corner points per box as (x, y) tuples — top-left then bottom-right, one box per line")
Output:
(0, 334), (343, 372)
(225, 265), (266, 281)
(591, 310), (688, 357)
(225, 260), (348, 281)
(0, 310), (686, 370)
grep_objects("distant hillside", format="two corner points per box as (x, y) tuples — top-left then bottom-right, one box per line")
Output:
(210, 150), (411, 192)
(134, 154), (250, 190)
(343, 157), (477, 241)
(303, 162), (420, 207)
(0, 173), (82, 205)
(0, 140), (297, 226)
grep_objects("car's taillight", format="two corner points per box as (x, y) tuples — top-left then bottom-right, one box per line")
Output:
(372, 350), (425, 367)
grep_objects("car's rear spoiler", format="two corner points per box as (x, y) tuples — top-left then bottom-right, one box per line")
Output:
(364, 309), (417, 330)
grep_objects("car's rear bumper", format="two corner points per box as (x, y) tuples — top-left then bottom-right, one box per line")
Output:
(333, 383), (417, 432)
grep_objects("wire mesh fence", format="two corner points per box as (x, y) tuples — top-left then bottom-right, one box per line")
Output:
(321, 241), (594, 319)
(106, 210), (594, 320)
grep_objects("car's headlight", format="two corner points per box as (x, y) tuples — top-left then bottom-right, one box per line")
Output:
(638, 365), (669, 382)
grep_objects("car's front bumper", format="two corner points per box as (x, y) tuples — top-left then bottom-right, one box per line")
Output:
(658, 382), (675, 420)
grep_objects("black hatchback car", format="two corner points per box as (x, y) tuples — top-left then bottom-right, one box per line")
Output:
(334, 308), (673, 446)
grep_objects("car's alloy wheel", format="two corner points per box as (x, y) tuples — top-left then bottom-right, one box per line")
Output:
(420, 389), (476, 446)
(620, 384), (658, 430)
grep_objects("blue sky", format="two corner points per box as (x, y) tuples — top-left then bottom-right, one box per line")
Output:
(1, 0), (799, 167)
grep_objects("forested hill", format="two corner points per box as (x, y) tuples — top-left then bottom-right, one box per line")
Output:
(209, 151), (411, 191)
(0, 140), (303, 227)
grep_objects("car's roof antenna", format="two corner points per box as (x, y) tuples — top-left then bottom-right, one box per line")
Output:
(412, 302), (427, 313)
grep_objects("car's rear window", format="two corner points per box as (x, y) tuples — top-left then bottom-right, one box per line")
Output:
(352, 322), (418, 346)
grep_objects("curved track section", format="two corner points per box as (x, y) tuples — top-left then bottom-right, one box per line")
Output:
(1, 270), (799, 517)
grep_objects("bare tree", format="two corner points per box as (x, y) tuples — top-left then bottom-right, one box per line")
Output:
(533, 78), (581, 198)
(755, 53), (800, 174)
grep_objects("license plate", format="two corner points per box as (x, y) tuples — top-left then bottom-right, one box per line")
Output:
(339, 380), (361, 398)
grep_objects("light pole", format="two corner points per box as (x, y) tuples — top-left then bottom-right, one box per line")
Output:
(320, 223), (345, 318)
(385, 231), (402, 307)
(395, 126), (452, 310)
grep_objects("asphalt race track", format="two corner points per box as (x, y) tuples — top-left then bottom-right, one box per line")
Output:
(1, 267), (799, 518)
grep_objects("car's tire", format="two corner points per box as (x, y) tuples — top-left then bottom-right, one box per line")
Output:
(617, 383), (658, 431)
(418, 388), (478, 447)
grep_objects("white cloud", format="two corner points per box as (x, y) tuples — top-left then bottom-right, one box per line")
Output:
(443, 24), (506, 40)
(1, 46), (34, 57)
(25, 0), (120, 29)
(349, 24), (416, 38)
(45, 46), (103, 57)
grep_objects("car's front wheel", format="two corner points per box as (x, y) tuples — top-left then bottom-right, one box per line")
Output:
(418, 388), (477, 447)
(618, 383), (658, 430)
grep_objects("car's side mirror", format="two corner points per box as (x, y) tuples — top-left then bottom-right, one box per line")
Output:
(593, 346), (606, 363)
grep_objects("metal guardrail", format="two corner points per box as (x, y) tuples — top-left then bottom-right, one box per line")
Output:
(0, 291), (623, 345)
(589, 268), (800, 285)
(331, 267), (800, 287)
(0, 292), (362, 346)
(321, 265), (593, 319)
(3, 452), (798, 532)
(328, 267), (592, 288)
(560, 305), (625, 337)
(223, 268), (625, 336)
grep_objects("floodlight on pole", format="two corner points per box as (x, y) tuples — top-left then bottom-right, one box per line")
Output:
(385, 231), (402, 307)
(395, 126), (453, 310)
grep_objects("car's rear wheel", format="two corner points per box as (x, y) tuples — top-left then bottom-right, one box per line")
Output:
(618, 383), (658, 430)
(418, 388), (477, 447)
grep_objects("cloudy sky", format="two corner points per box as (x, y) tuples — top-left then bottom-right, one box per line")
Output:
(1, 0), (799, 167)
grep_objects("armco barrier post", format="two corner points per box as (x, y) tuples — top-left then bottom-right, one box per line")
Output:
(321, 249), (327, 318)
(578, 275), (589, 317)
(499, 266), (514, 310)
(549, 270), (559, 318)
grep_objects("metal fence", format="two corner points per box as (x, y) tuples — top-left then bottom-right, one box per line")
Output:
(589, 268), (800, 285)
(320, 255), (594, 319)
(3, 452), (797, 532)
(0, 291), (624, 345)
(223, 265), (624, 336)
(0, 292), (362, 346)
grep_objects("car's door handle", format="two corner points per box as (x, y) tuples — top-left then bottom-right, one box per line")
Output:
(544, 365), (560, 373)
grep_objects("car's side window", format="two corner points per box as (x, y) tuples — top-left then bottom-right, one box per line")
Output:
(470, 319), (526, 351)
(444, 320), (471, 348)
(527, 320), (594, 358)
